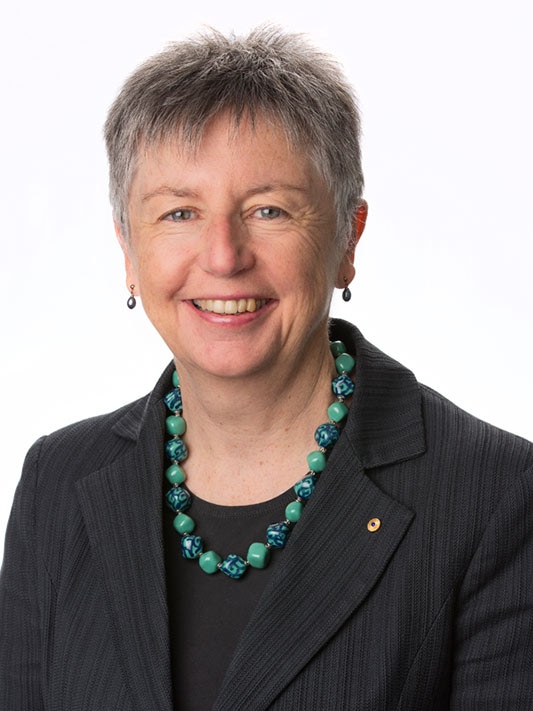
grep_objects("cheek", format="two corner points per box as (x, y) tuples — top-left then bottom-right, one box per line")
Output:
(298, 240), (341, 291)
(287, 255), (337, 310)
(135, 245), (187, 296)
(286, 230), (333, 271)
(304, 229), (340, 273)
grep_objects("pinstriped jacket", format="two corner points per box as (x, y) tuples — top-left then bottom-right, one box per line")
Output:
(1, 320), (532, 710)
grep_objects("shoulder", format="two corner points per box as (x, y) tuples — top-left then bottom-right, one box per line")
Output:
(24, 362), (174, 487)
(10, 387), (163, 564)
(333, 317), (533, 478)
(420, 382), (533, 480)
(333, 318), (533, 511)
(383, 382), (533, 555)
(23, 391), (153, 489)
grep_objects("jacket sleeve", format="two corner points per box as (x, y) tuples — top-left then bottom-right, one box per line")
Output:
(451, 466), (533, 709)
(0, 439), (46, 711)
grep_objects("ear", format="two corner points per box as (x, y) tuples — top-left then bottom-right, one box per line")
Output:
(352, 199), (368, 246)
(114, 219), (139, 294)
(335, 200), (368, 288)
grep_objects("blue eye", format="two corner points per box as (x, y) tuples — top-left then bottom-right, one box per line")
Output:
(166, 209), (194, 221)
(257, 207), (283, 219)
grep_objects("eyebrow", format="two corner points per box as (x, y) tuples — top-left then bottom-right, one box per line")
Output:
(141, 186), (199, 203)
(244, 183), (309, 198)
(141, 183), (309, 203)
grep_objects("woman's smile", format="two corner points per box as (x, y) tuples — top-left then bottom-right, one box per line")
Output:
(191, 298), (270, 315)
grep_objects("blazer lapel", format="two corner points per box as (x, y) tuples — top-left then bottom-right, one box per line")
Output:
(214, 321), (426, 710)
(214, 441), (414, 710)
(76, 386), (173, 711)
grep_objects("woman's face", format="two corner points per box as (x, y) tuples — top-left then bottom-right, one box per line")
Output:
(118, 114), (358, 380)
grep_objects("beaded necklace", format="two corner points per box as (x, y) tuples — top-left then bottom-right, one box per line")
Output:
(163, 340), (355, 579)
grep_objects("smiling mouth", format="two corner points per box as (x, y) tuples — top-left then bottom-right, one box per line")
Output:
(192, 298), (270, 315)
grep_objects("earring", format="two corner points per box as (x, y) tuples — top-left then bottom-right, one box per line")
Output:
(127, 284), (137, 309)
(342, 278), (352, 302)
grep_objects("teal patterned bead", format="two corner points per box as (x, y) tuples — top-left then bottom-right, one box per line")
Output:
(220, 554), (247, 579)
(173, 513), (195, 534)
(335, 353), (355, 374)
(329, 340), (347, 357)
(165, 464), (186, 486)
(165, 437), (188, 463)
(181, 535), (203, 559)
(266, 522), (290, 548)
(164, 388), (182, 412)
(332, 373), (355, 398)
(165, 415), (186, 436)
(314, 423), (340, 448)
(247, 542), (270, 569)
(172, 370), (180, 388)
(285, 500), (303, 523)
(307, 450), (327, 472)
(199, 550), (222, 574)
(294, 474), (316, 500)
(327, 401), (349, 423)
(165, 486), (191, 512)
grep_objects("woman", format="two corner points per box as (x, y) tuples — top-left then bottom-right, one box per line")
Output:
(1, 26), (532, 711)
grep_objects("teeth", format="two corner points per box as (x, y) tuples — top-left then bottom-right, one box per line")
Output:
(193, 298), (268, 314)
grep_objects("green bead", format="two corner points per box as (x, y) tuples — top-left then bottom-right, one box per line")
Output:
(247, 542), (270, 569)
(166, 415), (186, 436)
(173, 513), (195, 534)
(199, 550), (222, 574)
(165, 464), (186, 486)
(285, 500), (303, 523)
(330, 340), (347, 357)
(335, 353), (355, 374)
(307, 450), (327, 472)
(172, 371), (180, 387)
(327, 401), (349, 423)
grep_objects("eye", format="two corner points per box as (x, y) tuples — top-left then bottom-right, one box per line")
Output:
(254, 206), (285, 220)
(164, 208), (195, 222)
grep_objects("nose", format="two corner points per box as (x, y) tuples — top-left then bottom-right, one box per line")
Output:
(199, 218), (255, 277)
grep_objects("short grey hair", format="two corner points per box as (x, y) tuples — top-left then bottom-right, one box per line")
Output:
(104, 25), (364, 245)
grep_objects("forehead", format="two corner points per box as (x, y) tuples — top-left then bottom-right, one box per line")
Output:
(145, 110), (299, 157)
(131, 113), (323, 195)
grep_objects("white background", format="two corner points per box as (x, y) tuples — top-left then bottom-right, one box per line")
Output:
(1, 0), (531, 554)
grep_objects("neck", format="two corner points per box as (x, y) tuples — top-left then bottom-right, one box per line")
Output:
(171, 333), (338, 503)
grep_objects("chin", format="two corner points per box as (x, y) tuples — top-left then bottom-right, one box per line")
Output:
(179, 340), (277, 381)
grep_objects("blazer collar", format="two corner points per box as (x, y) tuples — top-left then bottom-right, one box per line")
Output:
(333, 318), (426, 468)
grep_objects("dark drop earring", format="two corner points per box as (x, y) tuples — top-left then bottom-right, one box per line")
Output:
(342, 278), (352, 302)
(127, 284), (137, 309)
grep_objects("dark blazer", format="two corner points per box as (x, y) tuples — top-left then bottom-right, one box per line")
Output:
(1, 320), (532, 710)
